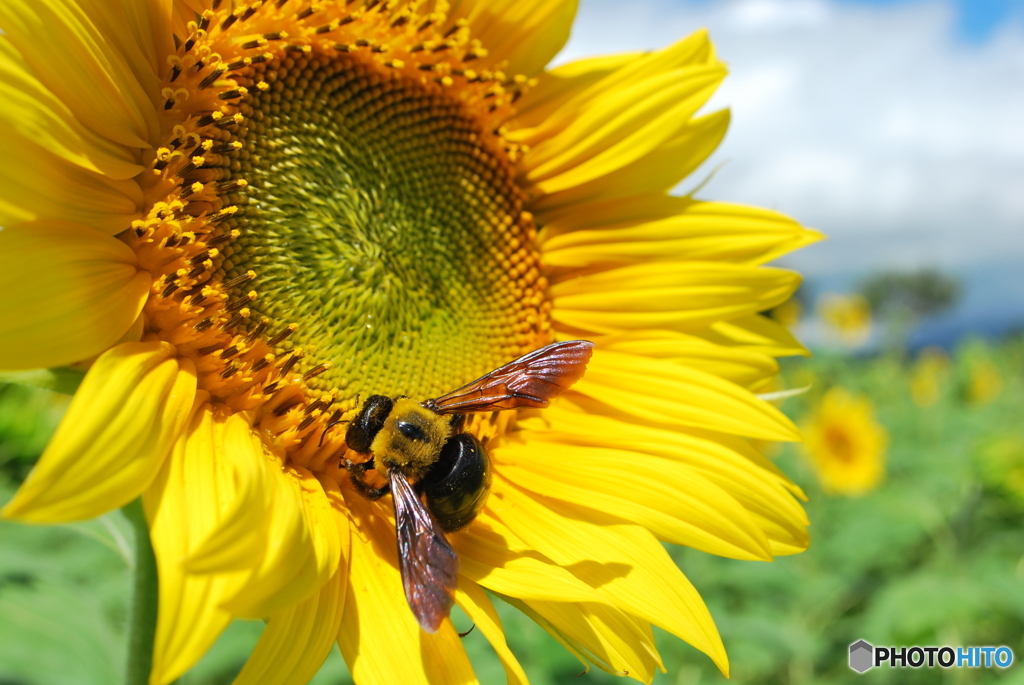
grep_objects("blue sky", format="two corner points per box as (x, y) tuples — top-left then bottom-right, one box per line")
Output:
(680, 0), (1024, 41)
(840, 0), (1024, 42)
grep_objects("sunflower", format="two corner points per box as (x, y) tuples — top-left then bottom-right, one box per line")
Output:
(0, 1), (820, 683)
(910, 346), (949, 408)
(770, 295), (802, 330)
(966, 358), (1003, 406)
(801, 387), (887, 496)
(817, 292), (871, 347)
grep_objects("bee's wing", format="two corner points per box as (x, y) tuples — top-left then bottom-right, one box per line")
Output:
(425, 340), (595, 414)
(390, 470), (459, 633)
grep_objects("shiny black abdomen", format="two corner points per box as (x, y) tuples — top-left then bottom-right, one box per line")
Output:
(345, 395), (394, 452)
(420, 433), (491, 532)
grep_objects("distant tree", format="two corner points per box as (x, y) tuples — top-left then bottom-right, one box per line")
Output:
(858, 268), (962, 351)
(860, 268), (961, 320)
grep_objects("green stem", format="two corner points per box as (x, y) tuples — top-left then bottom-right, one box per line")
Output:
(123, 499), (159, 685)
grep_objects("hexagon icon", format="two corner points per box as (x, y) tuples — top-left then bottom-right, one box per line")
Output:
(849, 640), (874, 673)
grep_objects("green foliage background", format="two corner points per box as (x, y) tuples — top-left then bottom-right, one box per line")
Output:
(2, 337), (1023, 684)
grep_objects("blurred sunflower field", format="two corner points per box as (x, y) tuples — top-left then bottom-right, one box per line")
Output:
(2, 332), (1022, 685)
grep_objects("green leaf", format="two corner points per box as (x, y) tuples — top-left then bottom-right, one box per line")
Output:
(0, 367), (85, 395)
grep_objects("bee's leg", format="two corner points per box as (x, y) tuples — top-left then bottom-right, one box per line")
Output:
(350, 474), (390, 500)
(348, 462), (391, 500)
(449, 413), (466, 433)
(363, 482), (391, 499)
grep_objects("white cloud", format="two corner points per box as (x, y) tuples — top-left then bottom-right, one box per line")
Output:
(555, 0), (1024, 276)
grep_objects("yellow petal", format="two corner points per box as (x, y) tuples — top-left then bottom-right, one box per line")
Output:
(145, 403), (263, 685)
(338, 491), (479, 685)
(183, 412), (272, 574)
(527, 406), (809, 555)
(453, 0), (577, 77)
(550, 261), (799, 335)
(570, 349), (800, 441)
(73, 0), (164, 107)
(531, 109), (729, 215)
(226, 466), (348, 617)
(592, 330), (779, 390)
(490, 439), (772, 560)
(454, 579), (529, 685)
(451, 514), (615, 604)
(512, 30), (717, 146)
(0, 37), (142, 179)
(492, 481), (729, 675)
(0, 132), (141, 232)
(497, 595), (592, 672)
(233, 568), (347, 685)
(502, 594), (660, 681)
(221, 466), (343, 612)
(0, 0), (159, 148)
(512, 52), (641, 130)
(0, 221), (151, 370)
(541, 199), (823, 268)
(1, 342), (194, 522)
(295, 467), (346, 590)
(221, 464), (317, 619)
(696, 313), (810, 357)
(523, 65), (726, 192)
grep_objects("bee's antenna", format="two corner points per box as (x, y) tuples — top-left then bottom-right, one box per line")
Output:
(319, 410), (350, 447)
(458, 624), (476, 638)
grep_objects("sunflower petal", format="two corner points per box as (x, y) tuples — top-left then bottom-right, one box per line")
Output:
(0, 37), (142, 178)
(513, 52), (641, 130)
(0, 222), (150, 371)
(295, 467), (346, 588)
(590, 330), (779, 390)
(550, 261), (799, 335)
(0, 0), (159, 148)
(145, 403), (263, 685)
(532, 109), (730, 214)
(541, 199), (823, 268)
(451, 514), (616, 604)
(490, 441), (772, 560)
(512, 30), (717, 146)
(73, 0), (164, 106)
(183, 413), (272, 574)
(696, 314), (810, 357)
(523, 65), (726, 192)
(338, 492), (478, 685)
(527, 406), (810, 555)
(232, 568), (347, 685)
(1, 342), (194, 523)
(454, 0), (577, 77)
(221, 464), (317, 619)
(0, 132), (141, 231)
(454, 580), (530, 685)
(503, 594), (660, 682)
(492, 482), (728, 674)
(569, 349), (800, 441)
(221, 465), (344, 619)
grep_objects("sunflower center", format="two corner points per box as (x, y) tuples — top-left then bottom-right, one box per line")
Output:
(215, 52), (543, 401)
(824, 426), (855, 463)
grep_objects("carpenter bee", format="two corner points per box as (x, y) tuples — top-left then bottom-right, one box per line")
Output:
(343, 339), (595, 632)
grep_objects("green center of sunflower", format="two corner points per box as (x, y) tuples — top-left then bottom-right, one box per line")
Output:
(217, 53), (545, 400)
